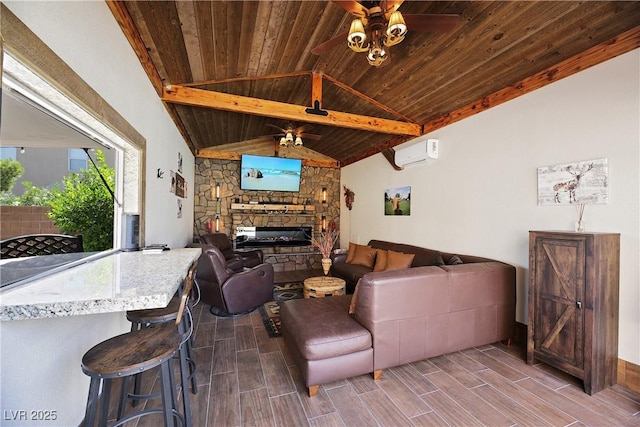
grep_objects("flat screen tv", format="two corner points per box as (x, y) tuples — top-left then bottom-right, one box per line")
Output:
(240, 154), (302, 192)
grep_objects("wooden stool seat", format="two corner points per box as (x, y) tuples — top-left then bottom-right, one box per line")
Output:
(126, 295), (181, 324)
(81, 323), (184, 426)
(81, 260), (197, 427)
(82, 324), (180, 378)
(125, 281), (200, 421)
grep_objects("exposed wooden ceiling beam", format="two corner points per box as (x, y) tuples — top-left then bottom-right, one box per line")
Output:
(322, 73), (418, 124)
(381, 148), (403, 171)
(311, 72), (323, 109)
(197, 148), (340, 169)
(178, 71), (311, 88)
(162, 85), (422, 136)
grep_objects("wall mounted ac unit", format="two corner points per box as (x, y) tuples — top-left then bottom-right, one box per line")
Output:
(394, 138), (439, 167)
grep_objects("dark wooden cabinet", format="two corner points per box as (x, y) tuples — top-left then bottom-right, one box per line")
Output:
(527, 231), (620, 395)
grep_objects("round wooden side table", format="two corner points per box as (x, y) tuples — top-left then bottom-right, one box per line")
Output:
(303, 276), (346, 298)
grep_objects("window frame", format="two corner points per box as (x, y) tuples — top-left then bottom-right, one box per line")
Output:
(1, 6), (147, 248)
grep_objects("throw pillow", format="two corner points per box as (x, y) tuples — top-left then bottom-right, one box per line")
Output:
(373, 249), (388, 272)
(345, 242), (357, 263)
(349, 279), (362, 315)
(350, 245), (377, 268)
(447, 254), (464, 265)
(432, 251), (445, 266)
(384, 250), (415, 271)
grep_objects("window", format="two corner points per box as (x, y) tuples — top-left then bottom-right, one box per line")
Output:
(68, 148), (88, 171)
(0, 147), (17, 160)
(2, 50), (143, 250)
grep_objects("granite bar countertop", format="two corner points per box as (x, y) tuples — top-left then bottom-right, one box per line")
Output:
(0, 248), (201, 321)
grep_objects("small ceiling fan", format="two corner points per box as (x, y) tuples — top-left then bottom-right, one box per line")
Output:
(311, 0), (459, 66)
(264, 121), (321, 147)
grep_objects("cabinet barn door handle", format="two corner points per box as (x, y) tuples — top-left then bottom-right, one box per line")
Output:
(576, 301), (582, 309)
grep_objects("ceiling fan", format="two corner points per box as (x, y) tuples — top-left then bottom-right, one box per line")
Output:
(311, 0), (459, 66)
(264, 121), (321, 147)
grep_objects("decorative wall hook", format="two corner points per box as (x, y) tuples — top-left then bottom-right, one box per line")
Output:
(343, 185), (355, 210)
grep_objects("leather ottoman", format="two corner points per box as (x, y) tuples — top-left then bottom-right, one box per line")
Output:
(280, 295), (374, 396)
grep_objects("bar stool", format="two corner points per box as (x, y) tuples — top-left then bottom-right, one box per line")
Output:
(122, 273), (200, 425)
(81, 261), (197, 427)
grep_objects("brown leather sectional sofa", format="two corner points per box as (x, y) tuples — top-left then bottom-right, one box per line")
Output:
(280, 240), (516, 396)
(330, 239), (504, 293)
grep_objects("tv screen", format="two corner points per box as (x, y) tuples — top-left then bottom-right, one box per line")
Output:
(240, 154), (302, 192)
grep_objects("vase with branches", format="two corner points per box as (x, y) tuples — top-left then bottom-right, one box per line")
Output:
(311, 220), (339, 275)
(575, 203), (586, 232)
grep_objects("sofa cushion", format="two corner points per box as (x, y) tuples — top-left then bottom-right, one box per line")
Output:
(384, 250), (415, 271)
(345, 242), (357, 263)
(373, 249), (388, 272)
(350, 245), (377, 268)
(368, 240), (439, 267)
(280, 296), (371, 360)
(432, 251), (445, 266)
(447, 254), (464, 265)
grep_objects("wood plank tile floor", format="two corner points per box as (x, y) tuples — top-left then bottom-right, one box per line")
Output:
(106, 272), (640, 426)
(183, 305), (640, 427)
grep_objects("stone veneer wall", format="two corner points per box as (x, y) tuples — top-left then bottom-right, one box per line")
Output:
(194, 158), (340, 272)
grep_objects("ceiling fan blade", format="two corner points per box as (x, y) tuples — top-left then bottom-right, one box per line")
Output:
(295, 124), (314, 134)
(403, 14), (459, 33)
(332, 0), (368, 18)
(300, 133), (322, 141)
(266, 123), (286, 133)
(311, 31), (349, 55)
(381, 0), (403, 15)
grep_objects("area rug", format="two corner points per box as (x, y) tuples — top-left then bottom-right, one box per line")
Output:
(259, 282), (303, 338)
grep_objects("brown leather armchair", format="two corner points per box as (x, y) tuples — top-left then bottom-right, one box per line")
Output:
(198, 232), (263, 272)
(195, 245), (274, 317)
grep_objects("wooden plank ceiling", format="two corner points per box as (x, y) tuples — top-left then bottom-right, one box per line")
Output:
(108, 1), (640, 166)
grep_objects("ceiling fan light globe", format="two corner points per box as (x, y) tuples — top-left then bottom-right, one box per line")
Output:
(367, 55), (387, 66)
(367, 47), (387, 66)
(387, 11), (407, 36)
(348, 19), (366, 43)
(285, 132), (294, 143)
(280, 137), (287, 146)
(367, 43), (387, 60)
(347, 19), (368, 52)
(294, 136), (303, 146)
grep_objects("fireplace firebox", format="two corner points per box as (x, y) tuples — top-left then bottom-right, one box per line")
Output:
(235, 226), (312, 248)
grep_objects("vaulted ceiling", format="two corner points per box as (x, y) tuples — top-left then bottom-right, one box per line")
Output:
(108, 1), (640, 167)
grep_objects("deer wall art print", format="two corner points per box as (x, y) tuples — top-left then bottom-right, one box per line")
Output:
(537, 158), (608, 205)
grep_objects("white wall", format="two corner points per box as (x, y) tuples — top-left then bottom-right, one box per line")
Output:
(341, 50), (640, 365)
(4, 0), (194, 248)
(0, 313), (130, 426)
(1, 2), (196, 425)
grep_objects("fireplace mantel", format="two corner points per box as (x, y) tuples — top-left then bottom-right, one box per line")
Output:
(230, 203), (315, 213)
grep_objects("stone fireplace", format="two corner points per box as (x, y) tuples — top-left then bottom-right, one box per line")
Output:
(194, 157), (340, 271)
